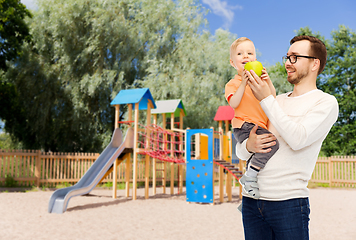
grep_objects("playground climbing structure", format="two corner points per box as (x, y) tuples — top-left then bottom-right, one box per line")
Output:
(49, 87), (245, 213)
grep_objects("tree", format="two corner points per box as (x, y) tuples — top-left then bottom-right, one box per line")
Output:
(142, 28), (237, 129)
(0, 74), (28, 146)
(3, 0), (218, 152)
(319, 26), (356, 156)
(0, 132), (22, 149)
(0, 0), (32, 149)
(0, 0), (32, 70)
(266, 62), (292, 95)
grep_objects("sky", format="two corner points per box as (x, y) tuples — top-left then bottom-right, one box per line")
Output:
(200, 0), (356, 65)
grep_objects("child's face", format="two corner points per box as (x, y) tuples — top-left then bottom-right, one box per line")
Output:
(230, 41), (257, 75)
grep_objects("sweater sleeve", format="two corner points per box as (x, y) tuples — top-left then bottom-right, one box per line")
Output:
(235, 138), (253, 161)
(260, 94), (339, 151)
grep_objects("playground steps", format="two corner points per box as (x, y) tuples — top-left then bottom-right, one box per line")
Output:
(213, 159), (243, 179)
(155, 160), (166, 172)
(154, 177), (165, 187)
(154, 160), (166, 187)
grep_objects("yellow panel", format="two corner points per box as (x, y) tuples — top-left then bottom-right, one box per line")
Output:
(223, 135), (231, 161)
(200, 135), (209, 159)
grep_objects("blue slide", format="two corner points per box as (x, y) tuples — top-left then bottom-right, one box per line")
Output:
(48, 127), (134, 214)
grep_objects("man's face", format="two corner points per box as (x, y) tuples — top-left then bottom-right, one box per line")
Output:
(285, 40), (313, 84)
(230, 41), (257, 75)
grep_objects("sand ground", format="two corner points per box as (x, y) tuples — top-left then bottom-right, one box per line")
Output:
(0, 187), (355, 240)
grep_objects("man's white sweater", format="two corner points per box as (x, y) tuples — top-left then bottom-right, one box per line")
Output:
(237, 89), (339, 200)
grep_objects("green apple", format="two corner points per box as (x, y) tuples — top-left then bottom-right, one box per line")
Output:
(244, 61), (263, 77)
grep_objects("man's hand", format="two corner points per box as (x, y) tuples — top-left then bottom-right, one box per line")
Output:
(246, 69), (272, 101)
(260, 68), (271, 82)
(246, 124), (277, 153)
(261, 68), (277, 98)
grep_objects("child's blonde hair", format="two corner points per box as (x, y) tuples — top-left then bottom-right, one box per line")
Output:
(230, 37), (253, 59)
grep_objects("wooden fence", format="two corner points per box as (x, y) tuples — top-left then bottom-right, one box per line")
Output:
(310, 156), (356, 187)
(0, 149), (183, 187)
(0, 149), (355, 188)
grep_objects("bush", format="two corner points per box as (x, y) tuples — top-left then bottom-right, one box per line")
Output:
(4, 175), (17, 187)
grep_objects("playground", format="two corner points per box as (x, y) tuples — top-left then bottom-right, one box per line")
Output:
(1, 187), (356, 239)
(45, 88), (244, 214)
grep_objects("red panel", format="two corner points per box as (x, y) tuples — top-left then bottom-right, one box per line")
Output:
(213, 106), (234, 121)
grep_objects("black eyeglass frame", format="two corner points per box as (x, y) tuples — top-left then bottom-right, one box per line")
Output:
(282, 55), (317, 64)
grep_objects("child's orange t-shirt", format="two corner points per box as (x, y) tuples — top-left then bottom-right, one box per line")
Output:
(225, 75), (268, 129)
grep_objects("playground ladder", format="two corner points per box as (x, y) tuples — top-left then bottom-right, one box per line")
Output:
(213, 159), (243, 179)
(154, 160), (166, 188)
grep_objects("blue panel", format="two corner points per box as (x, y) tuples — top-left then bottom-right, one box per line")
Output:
(186, 129), (214, 203)
(186, 129), (213, 162)
(186, 160), (213, 203)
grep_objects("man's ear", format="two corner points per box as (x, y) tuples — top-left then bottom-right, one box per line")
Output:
(311, 59), (320, 73)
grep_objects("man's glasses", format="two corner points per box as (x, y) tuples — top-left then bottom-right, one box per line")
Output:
(282, 55), (317, 64)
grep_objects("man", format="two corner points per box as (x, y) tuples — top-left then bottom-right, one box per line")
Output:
(236, 35), (339, 240)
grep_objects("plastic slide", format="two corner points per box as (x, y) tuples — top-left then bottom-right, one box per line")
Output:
(48, 127), (134, 214)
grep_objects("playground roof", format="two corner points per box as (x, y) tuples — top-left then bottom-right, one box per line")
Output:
(214, 105), (234, 121)
(151, 99), (186, 117)
(110, 88), (156, 110)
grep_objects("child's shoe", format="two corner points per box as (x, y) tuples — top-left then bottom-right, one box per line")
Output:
(239, 174), (260, 199)
(237, 203), (242, 213)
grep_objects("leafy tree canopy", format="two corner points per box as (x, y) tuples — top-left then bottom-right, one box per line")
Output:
(0, 0), (32, 70)
(142, 28), (237, 129)
(2, 0), (236, 152)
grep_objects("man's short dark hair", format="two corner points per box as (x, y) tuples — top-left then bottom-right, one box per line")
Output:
(290, 35), (327, 75)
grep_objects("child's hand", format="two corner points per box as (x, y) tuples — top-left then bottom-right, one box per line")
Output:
(242, 70), (249, 85)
